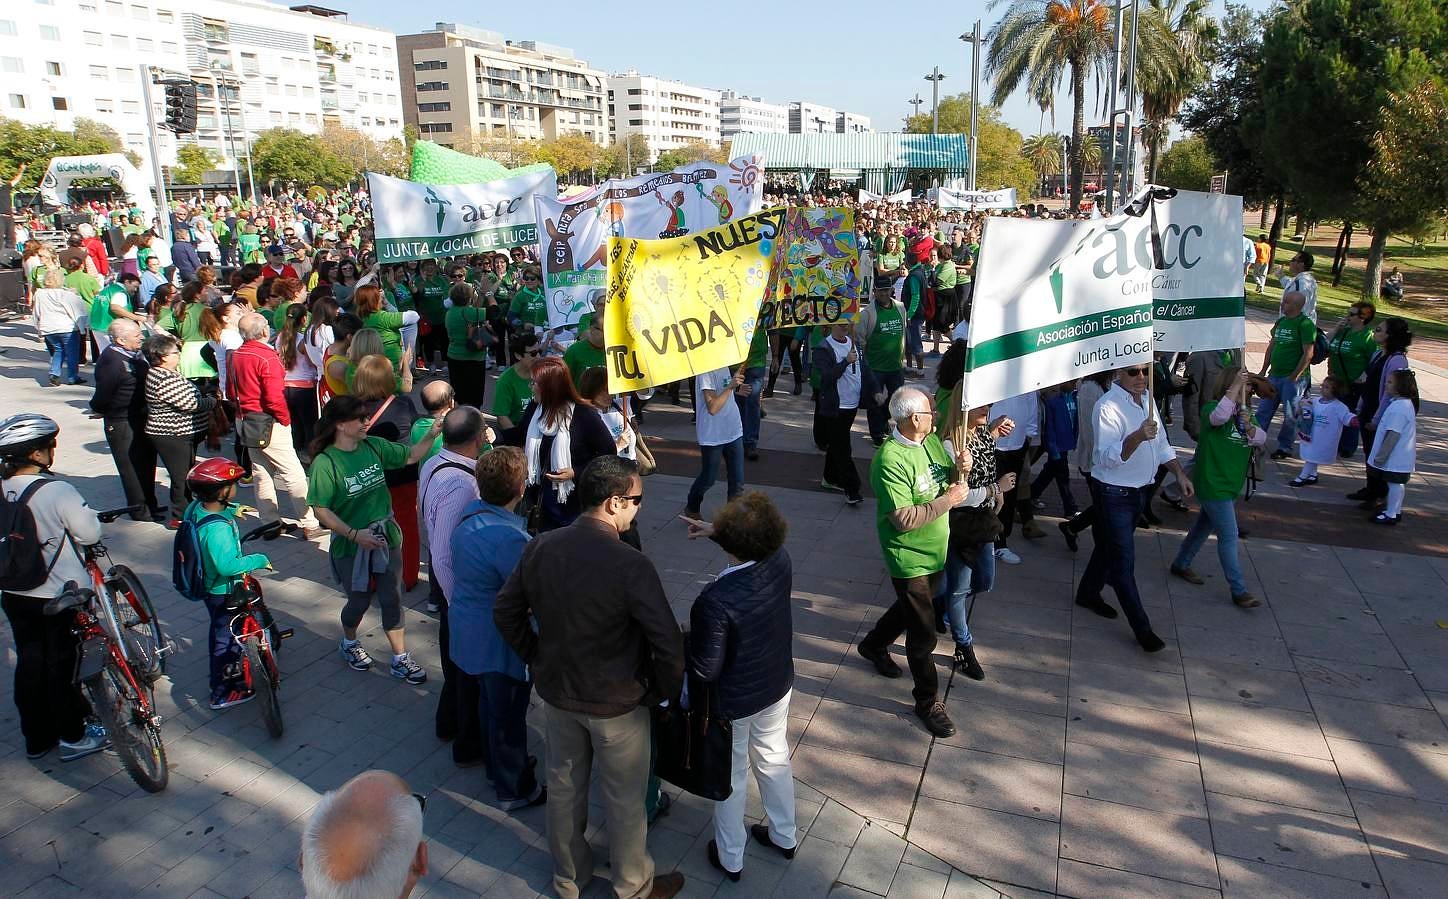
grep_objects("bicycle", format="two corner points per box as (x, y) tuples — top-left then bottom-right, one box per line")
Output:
(45, 505), (172, 792)
(226, 519), (294, 738)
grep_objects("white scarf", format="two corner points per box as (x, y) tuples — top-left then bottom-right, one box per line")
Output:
(525, 403), (575, 504)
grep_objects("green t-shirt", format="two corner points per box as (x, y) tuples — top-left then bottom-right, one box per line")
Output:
(509, 287), (548, 328)
(1191, 400), (1253, 501)
(1327, 325), (1375, 385)
(417, 275), (449, 325)
(65, 270), (101, 306)
(493, 365), (533, 425)
(363, 310), (407, 369)
(386, 282), (416, 313)
(934, 261), (958, 290)
(871, 433), (953, 578)
(408, 417), (446, 462)
(90, 283), (131, 332)
(867, 304), (905, 373)
(1268, 314), (1315, 378)
(564, 339), (606, 388)
(307, 437), (410, 559)
(746, 323), (770, 369)
(878, 251), (904, 274)
(576, 312), (595, 335)
(904, 264), (931, 319)
(445, 306), (491, 361)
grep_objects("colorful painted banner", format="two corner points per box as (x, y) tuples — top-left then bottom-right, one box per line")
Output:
(603, 208), (785, 393)
(367, 169), (557, 263)
(759, 207), (862, 330)
(963, 187), (1245, 410)
(536, 155), (765, 329)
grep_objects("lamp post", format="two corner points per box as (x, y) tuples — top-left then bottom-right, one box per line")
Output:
(924, 68), (946, 134)
(908, 93), (924, 125)
(208, 63), (243, 200)
(958, 21), (982, 190)
(1121, 0), (1142, 198)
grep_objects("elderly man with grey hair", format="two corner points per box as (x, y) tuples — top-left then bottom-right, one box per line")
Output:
(89, 317), (163, 521)
(857, 386), (969, 738)
(228, 311), (321, 536)
(301, 770), (428, 899)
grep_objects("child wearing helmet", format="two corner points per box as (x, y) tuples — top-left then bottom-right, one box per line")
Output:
(183, 457), (271, 710)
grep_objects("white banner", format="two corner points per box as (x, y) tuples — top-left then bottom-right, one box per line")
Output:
(534, 155), (764, 329)
(367, 169), (557, 263)
(886, 188), (914, 203)
(963, 187), (1246, 410)
(936, 187), (1018, 210)
(858, 188), (881, 203)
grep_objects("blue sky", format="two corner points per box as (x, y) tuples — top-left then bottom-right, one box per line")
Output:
(342, 0), (1271, 138)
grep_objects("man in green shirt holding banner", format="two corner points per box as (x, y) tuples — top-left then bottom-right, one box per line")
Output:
(858, 282), (907, 445)
(857, 386), (969, 739)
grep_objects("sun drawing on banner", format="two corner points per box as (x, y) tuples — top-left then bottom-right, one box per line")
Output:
(729, 156), (762, 192)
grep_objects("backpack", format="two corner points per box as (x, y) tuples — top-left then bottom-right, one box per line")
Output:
(1310, 327), (1331, 365)
(172, 502), (227, 600)
(0, 479), (64, 593)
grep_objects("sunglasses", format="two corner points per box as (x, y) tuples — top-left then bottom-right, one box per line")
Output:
(1122, 367), (1149, 376)
(616, 493), (644, 506)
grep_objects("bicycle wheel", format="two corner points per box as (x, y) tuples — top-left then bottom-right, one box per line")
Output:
(85, 662), (168, 793)
(243, 637), (284, 739)
(104, 564), (168, 679)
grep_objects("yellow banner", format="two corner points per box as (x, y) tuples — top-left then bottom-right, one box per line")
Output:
(604, 208), (786, 392)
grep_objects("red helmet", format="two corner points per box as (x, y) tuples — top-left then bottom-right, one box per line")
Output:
(186, 457), (247, 488)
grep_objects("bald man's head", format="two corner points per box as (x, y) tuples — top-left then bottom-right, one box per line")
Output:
(419, 379), (455, 415)
(301, 770), (427, 899)
(238, 312), (270, 342)
(1282, 290), (1306, 316)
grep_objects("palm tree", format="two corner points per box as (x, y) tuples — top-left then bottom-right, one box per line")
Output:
(1022, 133), (1064, 195)
(1134, 0), (1217, 183)
(1079, 133), (1103, 174)
(986, 0), (1114, 211)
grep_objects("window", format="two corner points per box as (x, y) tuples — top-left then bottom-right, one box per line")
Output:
(629, 118), (643, 126)
(301, 85), (314, 98)
(284, 84), (297, 96)
(265, 81), (279, 95)
(115, 67), (134, 82)
(8, 94), (26, 109)
(137, 37), (152, 51)
(418, 101), (450, 113)
(90, 64), (109, 79)
(94, 98), (113, 112)
(2, 57), (22, 74)
(110, 34), (128, 49)
(415, 81), (448, 92)
(0, 20), (17, 36)
(105, 0), (123, 14)
(52, 97), (68, 110)
(419, 122), (452, 134)
(414, 60), (446, 71)
(84, 30), (104, 46)
(130, 4), (148, 19)
(79, 0), (96, 9)
(46, 61), (62, 76)
(156, 8), (172, 22)
(269, 111), (281, 124)
(162, 41), (177, 54)
(288, 111), (300, 124)
(305, 112), (318, 124)
(121, 99), (139, 114)
(127, 133), (142, 145)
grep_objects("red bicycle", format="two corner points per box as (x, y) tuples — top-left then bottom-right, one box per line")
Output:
(228, 520), (294, 738)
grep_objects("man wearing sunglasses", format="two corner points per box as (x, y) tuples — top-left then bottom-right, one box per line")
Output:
(1077, 364), (1193, 653)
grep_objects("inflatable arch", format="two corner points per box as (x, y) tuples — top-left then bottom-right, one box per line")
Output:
(39, 154), (157, 228)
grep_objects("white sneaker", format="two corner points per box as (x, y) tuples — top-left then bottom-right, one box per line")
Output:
(341, 639), (373, 671)
(59, 722), (110, 762)
(994, 547), (1022, 565)
(391, 652), (427, 685)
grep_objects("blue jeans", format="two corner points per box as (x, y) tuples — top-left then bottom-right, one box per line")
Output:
(933, 539), (996, 646)
(1172, 498), (1247, 596)
(202, 593), (243, 694)
(736, 366), (767, 449)
(477, 672), (538, 802)
(1256, 374), (1299, 453)
(1076, 481), (1155, 639)
(686, 437), (744, 512)
(866, 369), (906, 441)
(44, 331), (80, 382)
(905, 317), (924, 357)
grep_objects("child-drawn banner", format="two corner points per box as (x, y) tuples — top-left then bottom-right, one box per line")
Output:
(367, 169), (557, 263)
(759, 206), (862, 330)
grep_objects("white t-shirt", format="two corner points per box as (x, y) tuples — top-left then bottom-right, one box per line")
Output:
(600, 401), (636, 460)
(695, 367), (744, 447)
(827, 335), (861, 409)
(1298, 397), (1355, 465)
(1371, 397), (1416, 473)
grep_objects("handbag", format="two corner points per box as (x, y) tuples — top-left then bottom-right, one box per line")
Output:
(237, 411), (275, 449)
(465, 309), (495, 353)
(652, 675), (733, 801)
(948, 503), (1002, 555)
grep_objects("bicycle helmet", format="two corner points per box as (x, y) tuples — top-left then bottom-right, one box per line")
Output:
(186, 457), (247, 489)
(0, 413), (60, 457)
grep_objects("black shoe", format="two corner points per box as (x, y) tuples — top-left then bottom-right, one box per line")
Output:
(762, 387), (775, 399)
(857, 642), (902, 678)
(845, 494), (863, 506)
(916, 701), (956, 737)
(1269, 449), (1292, 460)
(954, 643), (985, 681)
(745, 446), (760, 461)
(759, 407), (767, 419)
(1076, 597), (1119, 619)
(1058, 521), (1078, 553)
(1137, 631), (1167, 653)
(1346, 488), (1372, 501)
(707, 840), (741, 882)
(935, 616), (947, 635)
(792, 380), (803, 396)
(750, 823), (797, 860)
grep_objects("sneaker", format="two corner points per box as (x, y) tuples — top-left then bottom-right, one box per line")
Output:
(915, 701), (956, 737)
(1289, 475), (1319, 487)
(954, 642), (985, 681)
(48, 375), (61, 387)
(341, 640), (373, 671)
(58, 723), (109, 762)
(1058, 521), (1079, 553)
(1374, 512), (1400, 526)
(498, 785), (548, 812)
(820, 479), (844, 493)
(1170, 565), (1205, 585)
(994, 547), (1021, 565)
(1031, 499), (1046, 510)
(209, 688), (256, 710)
(425, 599), (440, 613)
(1232, 592), (1261, 608)
(1269, 449), (1292, 460)
(391, 652), (427, 684)
(845, 494), (864, 506)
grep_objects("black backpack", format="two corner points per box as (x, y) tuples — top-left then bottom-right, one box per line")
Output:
(0, 479), (64, 593)
(172, 502), (227, 601)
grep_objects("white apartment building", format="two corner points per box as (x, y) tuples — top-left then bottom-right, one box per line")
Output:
(0, 0), (402, 176)
(789, 101), (837, 134)
(836, 112), (872, 134)
(607, 72), (720, 161)
(718, 91), (788, 140)
(397, 23), (607, 148)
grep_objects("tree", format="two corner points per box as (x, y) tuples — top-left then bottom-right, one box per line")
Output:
(0, 117), (138, 190)
(986, 0), (1114, 210)
(1357, 81), (1448, 289)
(250, 128), (354, 188)
(527, 133), (605, 181)
(1134, 0), (1216, 184)
(73, 118), (143, 168)
(172, 144), (220, 185)
(1155, 136), (1215, 191)
(1258, 0), (1448, 297)
(600, 134), (649, 179)
(901, 93), (1038, 196)
(653, 140), (727, 172)
(1078, 133), (1102, 174)
(1022, 133), (1064, 194)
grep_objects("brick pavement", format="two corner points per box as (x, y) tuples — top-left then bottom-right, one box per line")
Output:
(1, 315), (1447, 898)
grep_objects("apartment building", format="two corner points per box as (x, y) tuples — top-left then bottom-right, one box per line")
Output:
(836, 112), (872, 134)
(606, 71), (720, 161)
(788, 101), (837, 134)
(397, 23), (607, 148)
(718, 91), (788, 140)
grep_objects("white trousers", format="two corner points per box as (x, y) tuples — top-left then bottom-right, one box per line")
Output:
(251, 423), (319, 529)
(712, 690), (797, 872)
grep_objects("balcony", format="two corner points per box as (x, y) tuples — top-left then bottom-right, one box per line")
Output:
(313, 37), (337, 56)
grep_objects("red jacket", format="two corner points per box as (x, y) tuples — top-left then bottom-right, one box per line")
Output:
(263, 263), (299, 280)
(83, 236), (110, 276)
(228, 340), (290, 425)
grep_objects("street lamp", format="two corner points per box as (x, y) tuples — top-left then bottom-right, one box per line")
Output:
(908, 93), (924, 125)
(958, 22), (982, 190)
(924, 68), (946, 134)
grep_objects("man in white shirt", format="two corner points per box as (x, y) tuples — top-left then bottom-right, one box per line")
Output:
(1279, 251), (1319, 324)
(812, 323), (866, 504)
(683, 366), (746, 516)
(1077, 364), (1194, 653)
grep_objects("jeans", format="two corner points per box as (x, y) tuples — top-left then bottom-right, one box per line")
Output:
(1172, 498), (1247, 596)
(477, 672), (537, 802)
(202, 592), (243, 693)
(905, 317), (924, 357)
(2, 591), (91, 754)
(862, 572), (943, 707)
(686, 437), (744, 513)
(1076, 481), (1155, 639)
(820, 407), (862, 497)
(866, 369), (905, 441)
(933, 539), (996, 647)
(44, 331), (80, 381)
(713, 692), (797, 872)
(736, 366), (767, 448)
(1256, 374), (1299, 453)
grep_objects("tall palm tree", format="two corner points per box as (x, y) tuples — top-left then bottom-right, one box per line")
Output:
(1022, 133), (1064, 195)
(987, 0), (1114, 211)
(1134, 0), (1217, 183)
(1079, 133), (1103, 173)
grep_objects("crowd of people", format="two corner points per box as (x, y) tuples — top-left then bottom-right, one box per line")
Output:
(0, 183), (1428, 899)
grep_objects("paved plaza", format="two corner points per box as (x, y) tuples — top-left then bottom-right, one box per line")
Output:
(1, 309), (1446, 898)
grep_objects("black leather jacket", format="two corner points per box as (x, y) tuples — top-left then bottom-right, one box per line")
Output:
(688, 549), (794, 720)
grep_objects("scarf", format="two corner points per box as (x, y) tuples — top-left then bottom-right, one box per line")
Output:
(525, 403), (575, 505)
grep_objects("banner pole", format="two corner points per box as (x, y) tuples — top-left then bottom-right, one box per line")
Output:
(1147, 359), (1157, 424)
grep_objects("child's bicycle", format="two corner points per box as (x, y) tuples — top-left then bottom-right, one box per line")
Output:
(227, 519), (294, 737)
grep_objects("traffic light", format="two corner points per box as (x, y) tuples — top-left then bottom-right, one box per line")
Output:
(163, 79), (197, 134)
